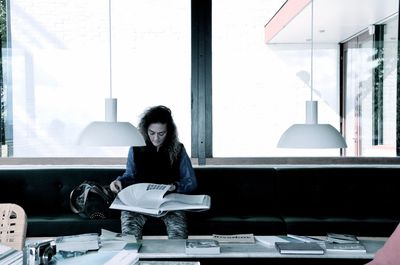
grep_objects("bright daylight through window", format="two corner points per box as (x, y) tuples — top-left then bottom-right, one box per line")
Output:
(0, 0), (398, 160)
(2, 0), (191, 157)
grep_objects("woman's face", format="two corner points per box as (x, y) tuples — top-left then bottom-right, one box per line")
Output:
(147, 123), (168, 148)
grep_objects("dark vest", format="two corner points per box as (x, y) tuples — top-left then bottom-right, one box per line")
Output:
(132, 144), (181, 184)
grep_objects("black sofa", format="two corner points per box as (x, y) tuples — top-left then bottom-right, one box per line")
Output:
(0, 165), (399, 238)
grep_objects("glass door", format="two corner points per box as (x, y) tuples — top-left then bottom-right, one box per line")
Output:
(342, 16), (398, 157)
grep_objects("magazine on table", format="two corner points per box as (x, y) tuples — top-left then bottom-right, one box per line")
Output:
(99, 229), (141, 252)
(103, 250), (139, 265)
(326, 233), (360, 243)
(55, 233), (100, 252)
(185, 239), (220, 254)
(255, 235), (291, 247)
(275, 242), (325, 255)
(324, 242), (367, 253)
(212, 234), (255, 244)
(110, 183), (211, 217)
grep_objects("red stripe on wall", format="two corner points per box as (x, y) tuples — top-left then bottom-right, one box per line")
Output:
(264, 0), (311, 43)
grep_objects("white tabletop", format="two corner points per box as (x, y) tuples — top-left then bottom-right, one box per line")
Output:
(26, 235), (386, 263)
(51, 251), (200, 265)
(138, 237), (385, 260)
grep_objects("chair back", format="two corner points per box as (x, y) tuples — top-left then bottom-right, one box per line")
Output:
(0, 203), (27, 250)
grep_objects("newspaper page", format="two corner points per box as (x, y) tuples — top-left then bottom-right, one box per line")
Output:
(109, 183), (210, 216)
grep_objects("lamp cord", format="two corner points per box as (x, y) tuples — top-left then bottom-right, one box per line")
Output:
(310, 0), (314, 101)
(109, 0), (112, 99)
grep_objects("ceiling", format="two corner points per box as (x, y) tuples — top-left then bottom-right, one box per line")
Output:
(266, 0), (399, 44)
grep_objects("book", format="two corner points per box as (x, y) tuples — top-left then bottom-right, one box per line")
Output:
(255, 236), (291, 247)
(55, 233), (100, 252)
(100, 240), (141, 253)
(326, 233), (359, 243)
(110, 183), (211, 217)
(212, 234), (255, 244)
(275, 242), (324, 255)
(185, 239), (220, 254)
(287, 234), (324, 243)
(99, 229), (140, 252)
(103, 250), (139, 265)
(324, 242), (367, 253)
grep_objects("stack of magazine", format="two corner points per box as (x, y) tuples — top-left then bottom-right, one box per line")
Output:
(212, 234), (255, 244)
(55, 233), (100, 253)
(99, 229), (141, 252)
(326, 233), (360, 243)
(103, 250), (139, 265)
(325, 233), (366, 253)
(185, 239), (220, 254)
(275, 242), (324, 255)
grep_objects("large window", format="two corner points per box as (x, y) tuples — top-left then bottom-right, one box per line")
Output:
(212, 0), (341, 157)
(0, 0), (399, 162)
(3, 0), (191, 157)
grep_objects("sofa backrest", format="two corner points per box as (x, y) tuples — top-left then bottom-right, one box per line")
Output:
(1, 166), (399, 221)
(194, 167), (278, 215)
(275, 167), (400, 218)
(0, 168), (123, 215)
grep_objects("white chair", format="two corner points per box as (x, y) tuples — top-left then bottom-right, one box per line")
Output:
(0, 203), (27, 250)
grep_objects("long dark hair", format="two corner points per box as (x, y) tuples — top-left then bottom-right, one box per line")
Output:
(138, 105), (181, 164)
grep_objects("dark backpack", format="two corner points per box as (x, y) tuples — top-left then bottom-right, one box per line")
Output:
(70, 181), (117, 219)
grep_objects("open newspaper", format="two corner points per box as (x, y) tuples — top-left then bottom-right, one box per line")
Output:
(110, 183), (211, 217)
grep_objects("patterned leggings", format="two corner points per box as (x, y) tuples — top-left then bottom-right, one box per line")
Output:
(121, 210), (188, 240)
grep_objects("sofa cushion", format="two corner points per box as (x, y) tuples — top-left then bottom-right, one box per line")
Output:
(195, 167), (278, 216)
(26, 214), (121, 237)
(188, 213), (286, 235)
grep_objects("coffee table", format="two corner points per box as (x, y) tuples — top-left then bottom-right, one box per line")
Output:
(51, 251), (199, 265)
(137, 237), (385, 265)
(27, 236), (386, 265)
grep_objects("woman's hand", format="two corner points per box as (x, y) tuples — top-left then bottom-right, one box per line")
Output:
(110, 180), (122, 193)
(168, 183), (176, 192)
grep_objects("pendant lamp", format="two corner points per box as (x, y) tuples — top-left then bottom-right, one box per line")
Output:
(78, 0), (145, 146)
(277, 0), (347, 149)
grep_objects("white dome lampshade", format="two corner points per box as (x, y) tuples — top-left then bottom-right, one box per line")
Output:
(78, 0), (145, 147)
(277, 0), (346, 149)
(78, 98), (145, 146)
(277, 101), (347, 148)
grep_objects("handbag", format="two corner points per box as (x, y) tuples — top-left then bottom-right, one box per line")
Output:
(70, 181), (116, 219)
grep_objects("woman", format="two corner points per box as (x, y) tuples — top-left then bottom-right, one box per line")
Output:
(110, 105), (197, 239)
